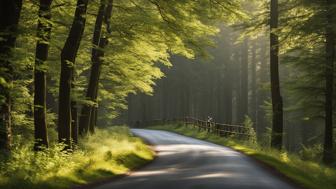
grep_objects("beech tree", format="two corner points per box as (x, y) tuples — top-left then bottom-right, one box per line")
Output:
(79, 0), (113, 135)
(34, 0), (53, 150)
(58, 0), (90, 147)
(0, 0), (23, 153)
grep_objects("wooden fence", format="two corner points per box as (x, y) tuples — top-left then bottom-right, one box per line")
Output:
(133, 117), (252, 138)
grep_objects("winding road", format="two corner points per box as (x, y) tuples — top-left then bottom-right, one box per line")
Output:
(93, 129), (299, 189)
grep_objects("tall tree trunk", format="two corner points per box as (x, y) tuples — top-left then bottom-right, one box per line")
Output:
(0, 0), (23, 153)
(79, 0), (113, 135)
(79, 0), (107, 135)
(257, 38), (268, 140)
(270, 0), (284, 150)
(58, 0), (89, 147)
(223, 37), (234, 124)
(89, 105), (97, 133)
(240, 39), (249, 123)
(71, 100), (78, 144)
(34, 0), (53, 151)
(88, 42), (106, 133)
(250, 41), (257, 128)
(162, 78), (168, 120)
(234, 49), (241, 124)
(224, 68), (233, 124)
(322, 0), (335, 164)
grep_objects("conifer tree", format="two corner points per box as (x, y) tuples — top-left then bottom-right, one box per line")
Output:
(270, 0), (283, 150)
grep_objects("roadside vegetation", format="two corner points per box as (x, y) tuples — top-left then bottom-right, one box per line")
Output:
(0, 126), (154, 189)
(149, 123), (336, 189)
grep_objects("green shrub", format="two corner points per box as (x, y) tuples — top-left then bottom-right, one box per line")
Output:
(243, 116), (257, 146)
(259, 127), (272, 148)
(0, 126), (154, 189)
(298, 144), (323, 162)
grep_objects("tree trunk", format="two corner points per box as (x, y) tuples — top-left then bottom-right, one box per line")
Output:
(270, 0), (284, 150)
(322, 0), (335, 164)
(234, 49), (241, 124)
(0, 0), (23, 153)
(224, 70), (233, 124)
(89, 106), (97, 133)
(250, 41), (257, 128)
(79, 0), (107, 135)
(34, 0), (53, 151)
(241, 39), (249, 123)
(79, 0), (113, 135)
(257, 38), (268, 140)
(88, 44), (106, 133)
(71, 100), (78, 144)
(58, 0), (89, 147)
(85, 39), (108, 134)
(223, 40), (233, 124)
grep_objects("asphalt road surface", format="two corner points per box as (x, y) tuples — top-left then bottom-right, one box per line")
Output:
(93, 129), (299, 189)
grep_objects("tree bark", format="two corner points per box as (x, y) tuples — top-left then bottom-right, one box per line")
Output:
(223, 69), (233, 124)
(322, 0), (335, 164)
(34, 0), (53, 151)
(240, 39), (249, 123)
(270, 0), (284, 150)
(79, 0), (113, 135)
(257, 38), (268, 140)
(0, 0), (23, 153)
(58, 0), (89, 147)
(79, 0), (107, 135)
(71, 100), (78, 144)
(234, 49), (241, 124)
(89, 105), (97, 133)
(223, 38), (234, 124)
(250, 41), (257, 128)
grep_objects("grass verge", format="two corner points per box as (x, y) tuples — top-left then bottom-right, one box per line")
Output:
(149, 124), (336, 189)
(0, 126), (154, 189)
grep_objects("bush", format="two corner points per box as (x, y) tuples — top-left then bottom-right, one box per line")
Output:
(0, 126), (154, 189)
(298, 144), (323, 162)
(244, 116), (257, 146)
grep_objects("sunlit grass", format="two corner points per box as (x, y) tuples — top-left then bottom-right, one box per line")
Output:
(0, 126), (154, 189)
(149, 124), (336, 189)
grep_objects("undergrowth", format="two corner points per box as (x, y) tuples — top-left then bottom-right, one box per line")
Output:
(0, 126), (154, 189)
(149, 123), (336, 189)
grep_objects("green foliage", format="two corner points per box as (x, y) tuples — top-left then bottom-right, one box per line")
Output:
(0, 0), (244, 147)
(259, 127), (272, 148)
(298, 144), (323, 162)
(243, 115), (257, 145)
(85, 0), (244, 122)
(0, 126), (154, 189)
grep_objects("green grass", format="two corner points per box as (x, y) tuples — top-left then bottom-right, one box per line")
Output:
(0, 126), (154, 189)
(149, 124), (336, 189)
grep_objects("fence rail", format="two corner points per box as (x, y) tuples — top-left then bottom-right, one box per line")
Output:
(184, 117), (251, 137)
(133, 116), (252, 138)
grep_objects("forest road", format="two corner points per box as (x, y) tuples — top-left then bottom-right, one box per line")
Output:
(93, 129), (299, 189)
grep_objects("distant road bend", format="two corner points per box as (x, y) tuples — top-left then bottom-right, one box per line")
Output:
(93, 129), (299, 189)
